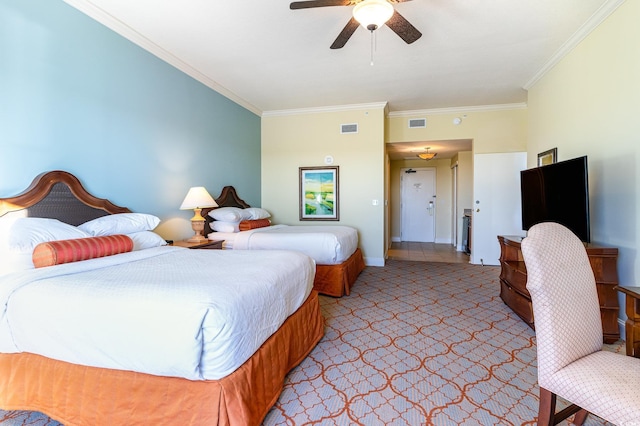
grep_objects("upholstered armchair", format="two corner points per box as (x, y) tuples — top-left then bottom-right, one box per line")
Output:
(521, 222), (640, 425)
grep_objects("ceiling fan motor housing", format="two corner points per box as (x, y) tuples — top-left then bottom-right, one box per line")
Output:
(290, 0), (422, 48)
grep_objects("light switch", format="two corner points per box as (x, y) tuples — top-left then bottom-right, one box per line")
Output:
(372, 200), (379, 206)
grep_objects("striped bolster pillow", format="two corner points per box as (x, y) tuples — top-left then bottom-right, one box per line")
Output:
(32, 235), (134, 268)
(238, 219), (271, 231)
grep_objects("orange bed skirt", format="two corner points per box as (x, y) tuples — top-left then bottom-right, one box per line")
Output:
(313, 248), (365, 297)
(0, 291), (324, 426)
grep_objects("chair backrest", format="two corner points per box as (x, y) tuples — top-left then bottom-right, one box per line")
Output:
(521, 222), (603, 385)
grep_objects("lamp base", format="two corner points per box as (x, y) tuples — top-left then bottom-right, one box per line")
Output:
(189, 216), (207, 243)
(187, 235), (208, 243)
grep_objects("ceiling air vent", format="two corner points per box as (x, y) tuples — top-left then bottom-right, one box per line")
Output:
(408, 118), (427, 128)
(340, 123), (358, 134)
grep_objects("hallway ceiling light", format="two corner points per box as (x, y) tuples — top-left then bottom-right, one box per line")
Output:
(417, 147), (437, 160)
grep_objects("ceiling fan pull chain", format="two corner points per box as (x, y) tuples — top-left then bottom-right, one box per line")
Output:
(370, 29), (375, 66)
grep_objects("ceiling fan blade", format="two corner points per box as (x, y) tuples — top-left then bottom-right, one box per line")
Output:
(386, 10), (422, 44)
(290, 0), (352, 10)
(330, 17), (360, 49)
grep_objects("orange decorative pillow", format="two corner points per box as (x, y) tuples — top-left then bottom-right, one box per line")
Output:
(239, 219), (271, 231)
(32, 235), (134, 268)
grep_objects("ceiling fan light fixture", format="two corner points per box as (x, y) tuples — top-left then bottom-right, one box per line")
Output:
(352, 0), (394, 31)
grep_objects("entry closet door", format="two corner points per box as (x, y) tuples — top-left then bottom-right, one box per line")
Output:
(471, 152), (526, 265)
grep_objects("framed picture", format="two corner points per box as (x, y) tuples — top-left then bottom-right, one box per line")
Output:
(299, 166), (339, 221)
(537, 148), (557, 166)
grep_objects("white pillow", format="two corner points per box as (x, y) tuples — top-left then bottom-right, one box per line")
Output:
(211, 221), (240, 233)
(127, 231), (167, 250)
(79, 213), (160, 236)
(208, 207), (243, 222)
(8, 217), (91, 252)
(243, 207), (271, 220)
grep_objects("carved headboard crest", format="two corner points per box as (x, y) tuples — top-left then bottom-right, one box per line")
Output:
(0, 170), (131, 225)
(201, 186), (251, 236)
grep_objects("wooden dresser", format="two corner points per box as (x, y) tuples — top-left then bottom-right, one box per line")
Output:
(497, 235), (620, 343)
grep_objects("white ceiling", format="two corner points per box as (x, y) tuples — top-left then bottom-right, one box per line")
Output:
(65, 0), (620, 119)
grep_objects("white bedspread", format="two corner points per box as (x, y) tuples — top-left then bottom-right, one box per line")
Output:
(210, 224), (358, 265)
(0, 246), (314, 380)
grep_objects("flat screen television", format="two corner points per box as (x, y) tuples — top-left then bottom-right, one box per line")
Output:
(520, 155), (590, 242)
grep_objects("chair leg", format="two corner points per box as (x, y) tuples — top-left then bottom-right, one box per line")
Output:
(572, 409), (589, 425)
(537, 387), (588, 426)
(537, 388), (556, 426)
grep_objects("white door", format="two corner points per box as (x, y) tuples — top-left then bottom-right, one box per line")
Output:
(401, 168), (436, 242)
(471, 152), (526, 265)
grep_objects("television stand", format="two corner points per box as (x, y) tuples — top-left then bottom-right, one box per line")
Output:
(497, 235), (620, 343)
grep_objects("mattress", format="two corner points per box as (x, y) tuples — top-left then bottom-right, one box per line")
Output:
(0, 246), (315, 380)
(210, 224), (359, 264)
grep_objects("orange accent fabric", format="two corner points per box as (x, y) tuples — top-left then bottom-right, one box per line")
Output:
(0, 291), (324, 426)
(32, 235), (133, 268)
(314, 248), (365, 297)
(238, 219), (271, 231)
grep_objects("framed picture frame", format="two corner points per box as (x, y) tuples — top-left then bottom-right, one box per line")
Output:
(299, 166), (339, 221)
(537, 148), (557, 166)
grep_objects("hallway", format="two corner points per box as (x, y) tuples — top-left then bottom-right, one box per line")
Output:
(387, 242), (470, 263)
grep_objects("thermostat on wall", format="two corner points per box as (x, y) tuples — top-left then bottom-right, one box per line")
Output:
(324, 155), (334, 165)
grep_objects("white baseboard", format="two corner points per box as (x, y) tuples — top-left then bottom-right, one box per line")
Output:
(392, 236), (453, 244)
(365, 257), (385, 267)
(618, 318), (626, 341)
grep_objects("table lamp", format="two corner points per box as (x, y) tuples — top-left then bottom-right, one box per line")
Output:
(180, 186), (218, 242)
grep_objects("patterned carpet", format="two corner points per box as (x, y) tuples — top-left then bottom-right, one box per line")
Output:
(1, 260), (623, 425)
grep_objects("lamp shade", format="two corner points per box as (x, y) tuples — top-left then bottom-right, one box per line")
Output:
(352, 0), (394, 31)
(179, 187), (218, 210)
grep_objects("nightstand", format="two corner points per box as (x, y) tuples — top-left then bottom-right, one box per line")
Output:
(172, 239), (224, 250)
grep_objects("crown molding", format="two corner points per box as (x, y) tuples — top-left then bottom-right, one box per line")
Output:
(262, 102), (388, 117)
(63, 0), (262, 116)
(387, 103), (527, 118)
(523, 0), (625, 90)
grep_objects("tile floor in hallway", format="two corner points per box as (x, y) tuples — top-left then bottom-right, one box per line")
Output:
(387, 241), (470, 263)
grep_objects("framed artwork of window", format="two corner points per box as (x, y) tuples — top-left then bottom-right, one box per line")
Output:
(299, 166), (339, 221)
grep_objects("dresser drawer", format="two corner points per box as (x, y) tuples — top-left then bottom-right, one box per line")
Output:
(499, 261), (528, 296)
(500, 279), (534, 326)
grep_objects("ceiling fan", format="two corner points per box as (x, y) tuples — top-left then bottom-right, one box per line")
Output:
(290, 0), (422, 49)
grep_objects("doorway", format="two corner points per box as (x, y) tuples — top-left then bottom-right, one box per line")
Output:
(401, 168), (436, 242)
(451, 162), (458, 248)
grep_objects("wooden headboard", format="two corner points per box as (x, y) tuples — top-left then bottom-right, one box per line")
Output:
(0, 170), (131, 225)
(201, 186), (251, 236)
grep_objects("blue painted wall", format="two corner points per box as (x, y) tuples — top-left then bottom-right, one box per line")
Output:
(0, 0), (261, 239)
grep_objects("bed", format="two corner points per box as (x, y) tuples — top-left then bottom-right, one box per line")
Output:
(202, 186), (365, 297)
(0, 170), (324, 426)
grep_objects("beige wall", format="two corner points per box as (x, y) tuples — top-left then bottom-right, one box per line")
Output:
(386, 108), (527, 251)
(454, 151), (473, 250)
(261, 105), (527, 265)
(261, 104), (387, 266)
(386, 108), (528, 153)
(527, 0), (639, 328)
